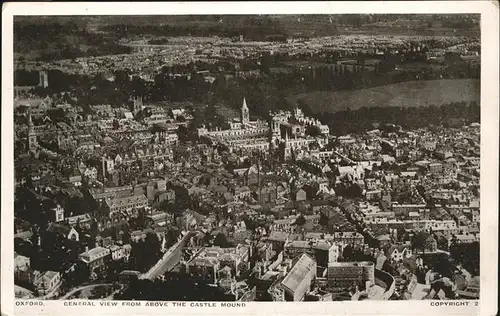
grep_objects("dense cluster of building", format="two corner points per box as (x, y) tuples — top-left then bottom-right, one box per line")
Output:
(13, 78), (480, 301)
(15, 34), (479, 80)
(13, 28), (480, 301)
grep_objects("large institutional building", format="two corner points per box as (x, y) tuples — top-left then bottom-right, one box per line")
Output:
(197, 98), (328, 159)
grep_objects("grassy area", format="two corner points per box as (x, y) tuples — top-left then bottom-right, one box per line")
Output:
(288, 79), (480, 114)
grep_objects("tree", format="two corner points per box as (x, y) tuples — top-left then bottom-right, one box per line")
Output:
(449, 241), (479, 276)
(305, 125), (321, 137)
(213, 232), (231, 248)
(396, 227), (408, 242)
(176, 124), (189, 144)
(122, 230), (131, 244)
(411, 231), (433, 255)
(165, 229), (180, 248)
(342, 244), (353, 261)
(242, 216), (257, 231)
(319, 211), (329, 228)
(297, 99), (314, 117)
(345, 183), (363, 198)
(112, 119), (120, 130)
(130, 76), (147, 96)
(48, 108), (66, 122)
(293, 214), (306, 226)
(143, 232), (161, 270)
(114, 69), (131, 86)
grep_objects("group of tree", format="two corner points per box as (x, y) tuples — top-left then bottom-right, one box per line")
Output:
(15, 53), (479, 140)
(411, 231), (434, 255)
(115, 273), (233, 301)
(449, 241), (479, 276)
(305, 125), (321, 137)
(128, 232), (162, 273)
(340, 244), (374, 262)
(102, 16), (285, 42)
(322, 101), (480, 136)
(15, 20), (132, 61)
(335, 182), (364, 199)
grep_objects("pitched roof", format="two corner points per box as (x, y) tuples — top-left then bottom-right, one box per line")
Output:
(386, 244), (410, 257)
(43, 271), (59, 280)
(80, 246), (111, 262)
(67, 213), (92, 225)
(281, 254), (316, 294)
(377, 234), (391, 241)
(46, 223), (71, 236)
(268, 231), (289, 242)
(105, 194), (148, 208)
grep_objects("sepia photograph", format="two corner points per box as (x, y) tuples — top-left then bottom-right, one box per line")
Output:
(2, 2), (498, 316)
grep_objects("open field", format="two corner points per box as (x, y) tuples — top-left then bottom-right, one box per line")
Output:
(289, 79), (480, 114)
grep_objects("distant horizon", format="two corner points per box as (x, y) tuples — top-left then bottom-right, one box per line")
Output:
(13, 13), (480, 62)
(14, 14), (480, 28)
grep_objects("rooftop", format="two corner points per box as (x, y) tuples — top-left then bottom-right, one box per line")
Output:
(281, 254), (316, 294)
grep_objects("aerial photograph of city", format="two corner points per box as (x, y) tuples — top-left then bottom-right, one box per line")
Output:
(13, 14), (480, 302)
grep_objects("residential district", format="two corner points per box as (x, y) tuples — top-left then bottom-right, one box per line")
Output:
(14, 86), (480, 302)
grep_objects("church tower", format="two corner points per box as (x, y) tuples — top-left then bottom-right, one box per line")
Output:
(280, 130), (291, 161)
(38, 70), (49, 88)
(241, 97), (250, 125)
(133, 95), (143, 115)
(27, 111), (37, 150)
(269, 121), (280, 154)
(272, 121), (280, 137)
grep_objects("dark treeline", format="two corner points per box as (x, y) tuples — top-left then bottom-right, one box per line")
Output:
(15, 43), (480, 133)
(260, 48), (480, 89)
(14, 15), (480, 62)
(97, 14), (479, 39)
(115, 274), (234, 301)
(15, 69), (39, 86)
(449, 241), (479, 276)
(127, 232), (162, 273)
(301, 60), (479, 91)
(322, 101), (480, 136)
(14, 21), (132, 61)
(102, 16), (286, 42)
(15, 52), (479, 97)
(14, 65), (480, 137)
(336, 14), (478, 28)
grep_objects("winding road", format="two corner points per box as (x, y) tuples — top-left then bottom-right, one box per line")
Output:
(58, 283), (114, 300)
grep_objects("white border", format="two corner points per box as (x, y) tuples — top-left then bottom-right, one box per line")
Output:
(2, 2), (498, 316)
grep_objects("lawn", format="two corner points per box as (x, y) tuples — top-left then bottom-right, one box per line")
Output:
(289, 79), (480, 114)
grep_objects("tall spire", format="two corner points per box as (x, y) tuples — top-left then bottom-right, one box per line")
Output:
(241, 97), (250, 124)
(27, 109), (37, 150)
(28, 110), (34, 126)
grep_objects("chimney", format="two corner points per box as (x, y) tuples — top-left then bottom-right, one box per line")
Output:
(85, 246), (89, 253)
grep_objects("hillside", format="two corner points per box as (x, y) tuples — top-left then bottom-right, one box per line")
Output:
(14, 18), (131, 61)
(289, 79), (480, 114)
